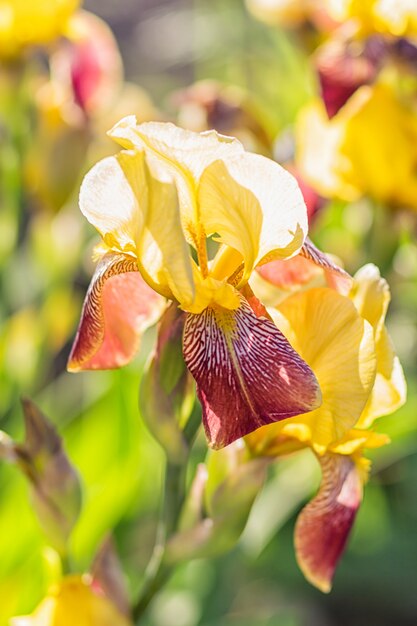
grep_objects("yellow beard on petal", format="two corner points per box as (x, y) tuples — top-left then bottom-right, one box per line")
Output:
(183, 275), (240, 314)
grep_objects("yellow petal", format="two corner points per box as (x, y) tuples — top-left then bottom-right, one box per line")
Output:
(108, 116), (244, 235)
(137, 164), (195, 306)
(329, 428), (390, 456)
(199, 153), (308, 284)
(350, 264), (389, 339)
(350, 264), (406, 427)
(11, 575), (131, 626)
(338, 85), (417, 206)
(79, 151), (148, 255)
(356, 326), (407, 428)
(295, 99), (360, 201)
(0, 0), (79, 55)
(270, 288), (376, 453)
(79, 149), (194, 306)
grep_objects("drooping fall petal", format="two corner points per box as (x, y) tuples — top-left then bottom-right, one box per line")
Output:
(295, 453), (362, 593)
(183, 294), (321, 448)
(68, 253), (165, 371)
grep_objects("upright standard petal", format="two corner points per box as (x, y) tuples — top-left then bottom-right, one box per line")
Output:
(271, 288), (376, 453)
(79, 147), (194, 306)
(183, 295), (321, 449)
(79, 151), (148, 255)
(68, 253), (165, 371)
(295, 453), (362, 593)
(200, 154), (308, 280)
(108, 116), (244, 234)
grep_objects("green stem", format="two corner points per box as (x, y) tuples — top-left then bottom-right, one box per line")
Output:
(132, 461), (186, 623)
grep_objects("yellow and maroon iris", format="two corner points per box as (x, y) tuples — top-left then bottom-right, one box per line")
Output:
(68, 117), (322, 448)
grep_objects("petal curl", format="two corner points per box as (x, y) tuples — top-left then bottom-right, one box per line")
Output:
(257, 238), (351, 294)
(183, 295), (321, 449)
(68, 253), (165, 371)
(351, 264), (406, 427)
(295, 453), (362, 593)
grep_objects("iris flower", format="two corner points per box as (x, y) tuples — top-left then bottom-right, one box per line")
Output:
(246, 261), (406, 591)
(68, 117), (322, 448)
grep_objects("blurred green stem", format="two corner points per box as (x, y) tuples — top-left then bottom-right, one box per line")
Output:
(132, 461), (185, 623)
(132, 403), (201, 623)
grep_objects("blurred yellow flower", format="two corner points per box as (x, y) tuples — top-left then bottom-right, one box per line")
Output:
(296, 83), (417, 210)
(325, 0), (417, 36)
(0, 0), (80, 57)
(11, 575), (132, 626)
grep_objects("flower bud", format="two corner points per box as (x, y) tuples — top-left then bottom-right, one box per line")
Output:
(139, 304), (195, 464)
(166, 442), (268, 562)
(5, 399), (82, 553)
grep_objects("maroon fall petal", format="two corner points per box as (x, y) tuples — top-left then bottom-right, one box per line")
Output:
(295, 453), (362, 592)
(68, 253), (164, 371)
(183, 295), (321, 449)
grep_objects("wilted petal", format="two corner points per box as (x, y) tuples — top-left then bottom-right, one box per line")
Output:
(68, 253), (164, 371)
(315, 37), (381, 118)
(183, 295), (321, 448)
(295, 453), (362, 593)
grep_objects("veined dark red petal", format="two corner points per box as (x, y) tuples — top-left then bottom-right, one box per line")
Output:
(68, 253), (164, 371)
(183, 296), (321, 449)
(295, 453), (362, 593)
